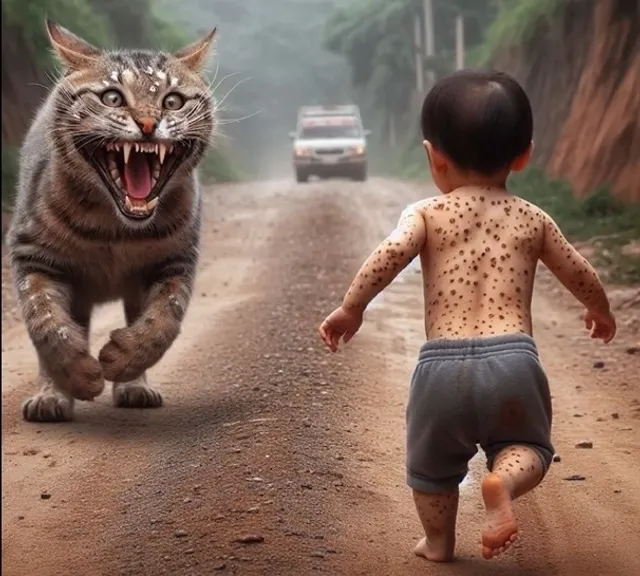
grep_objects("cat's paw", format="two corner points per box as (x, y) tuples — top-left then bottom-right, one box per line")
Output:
(22, 387), (75, 422)
(113, 377), (163, 409)
(63, 352), (105, 400)
(98, 327), (155, 382)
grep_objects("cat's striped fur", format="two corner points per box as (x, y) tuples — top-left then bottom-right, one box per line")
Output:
(7, 21), (217, 421)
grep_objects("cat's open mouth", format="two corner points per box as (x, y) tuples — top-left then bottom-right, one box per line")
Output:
(88, 141), (191, 219)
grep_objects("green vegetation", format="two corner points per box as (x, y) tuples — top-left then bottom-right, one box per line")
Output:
(2, 0), (110, 69)
(200, 149), (242, 184)
(155, 0), (354, 176)
(325, 0), (414, 128)
(325, 0), (639, 284)
(476, 0), (560, 64)
(2, 0), (205, 67)
(320, 0), (571, 176)
(323, 0), (500, 175)
(509, 168), (640, 284)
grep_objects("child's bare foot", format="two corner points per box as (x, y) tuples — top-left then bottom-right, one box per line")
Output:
(414, 535), (455, 562)
(481, 473), (518, 559)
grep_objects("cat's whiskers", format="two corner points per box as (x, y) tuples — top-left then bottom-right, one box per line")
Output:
(211, 76), (252, 115)
(209, 71), (243, 98)
(184, 101), (209, 124)
(214, 111), (264, 125)
(207, 59), (222, 91)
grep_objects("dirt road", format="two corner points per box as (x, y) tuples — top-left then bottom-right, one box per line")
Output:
(2, 178), (640, 576)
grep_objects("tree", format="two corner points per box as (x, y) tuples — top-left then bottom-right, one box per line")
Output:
(323, 0), (500, 149)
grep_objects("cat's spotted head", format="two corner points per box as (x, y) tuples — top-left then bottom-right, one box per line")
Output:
(46, 20), (217, 222)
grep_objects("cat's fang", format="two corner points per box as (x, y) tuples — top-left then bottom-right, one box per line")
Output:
(146, 198), (158, 210)
(158, 143), (167, 164)
(123, 143), (132, 164)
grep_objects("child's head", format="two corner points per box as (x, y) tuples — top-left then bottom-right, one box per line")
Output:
(421, 70), (534, 193)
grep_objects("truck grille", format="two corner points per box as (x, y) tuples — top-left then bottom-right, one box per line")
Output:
(315, 148), (344, 155)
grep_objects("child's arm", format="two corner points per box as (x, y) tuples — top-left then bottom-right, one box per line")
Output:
(343, 205), (427, 311)
(539, 211), (616, 342)
(319, 205), (427, 351)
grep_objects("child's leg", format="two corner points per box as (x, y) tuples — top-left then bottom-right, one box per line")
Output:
(413, 488), (459, 562)
(481, 445), (545, 559)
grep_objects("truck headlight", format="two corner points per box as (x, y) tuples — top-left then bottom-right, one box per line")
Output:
(295, 147), (313, 157)
(349, 145), (365, 155)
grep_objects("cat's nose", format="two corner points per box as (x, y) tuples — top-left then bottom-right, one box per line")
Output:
(137, 117), (158, 135)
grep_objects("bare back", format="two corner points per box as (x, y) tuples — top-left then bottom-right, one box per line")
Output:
(340, 185), (610, 345)
(419, 188), (541, 339)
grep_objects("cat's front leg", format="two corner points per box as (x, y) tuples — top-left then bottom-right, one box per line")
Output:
(98, 271), (194, 384)
(15, 273), (103, 421)
(109, 289), (164, 409)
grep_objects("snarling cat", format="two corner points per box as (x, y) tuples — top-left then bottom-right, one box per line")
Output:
(7, 20), (217, 422)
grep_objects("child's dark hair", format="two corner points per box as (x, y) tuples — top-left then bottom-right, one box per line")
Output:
(421, 70), (533, 175)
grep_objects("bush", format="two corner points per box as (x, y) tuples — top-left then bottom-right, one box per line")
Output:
(581, 185), (625, 218)
(477, 0), (560, 64)
(2, 0), (111, 69)
(508, 168), (640, 240)
(199, 149), (241, 183)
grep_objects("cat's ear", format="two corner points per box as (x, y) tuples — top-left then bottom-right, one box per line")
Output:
(173, 28), (217, 73)
(45, 19), (101, 70)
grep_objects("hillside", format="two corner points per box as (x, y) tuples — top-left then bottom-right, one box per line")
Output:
(491, 0), (639, 204)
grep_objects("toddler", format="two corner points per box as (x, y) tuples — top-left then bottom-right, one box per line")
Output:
(319, 70), (616, 562)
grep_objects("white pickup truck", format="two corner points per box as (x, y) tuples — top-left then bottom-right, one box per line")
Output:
(289, 108), (370, 183)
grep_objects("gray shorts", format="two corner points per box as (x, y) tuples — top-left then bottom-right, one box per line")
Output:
(406, 333), (554, 493)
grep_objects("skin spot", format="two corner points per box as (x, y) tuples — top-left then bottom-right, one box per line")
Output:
(334, 189), (608, 345)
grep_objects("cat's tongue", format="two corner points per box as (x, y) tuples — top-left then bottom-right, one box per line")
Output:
(123, 152), (152, 199)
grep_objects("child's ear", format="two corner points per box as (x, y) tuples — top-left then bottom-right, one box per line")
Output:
(423, 140), (448, 175)
(511, 141), (534, 173)
(423, 140), (432, 167)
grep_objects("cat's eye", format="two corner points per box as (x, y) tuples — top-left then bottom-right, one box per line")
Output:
(163, 93), (185, 111)
(101, 90), (124, 107)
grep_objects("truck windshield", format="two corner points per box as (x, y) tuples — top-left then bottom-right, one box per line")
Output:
(299, 125), (361, 139)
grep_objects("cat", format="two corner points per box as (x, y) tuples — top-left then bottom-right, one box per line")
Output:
(6, 20), (217, 422)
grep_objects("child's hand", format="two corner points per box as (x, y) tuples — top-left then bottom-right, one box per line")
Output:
(319, 306), (363, 352)
(583, 309), (616, 343)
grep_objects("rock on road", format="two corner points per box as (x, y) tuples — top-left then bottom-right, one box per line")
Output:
(2, 178), (640, 576)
